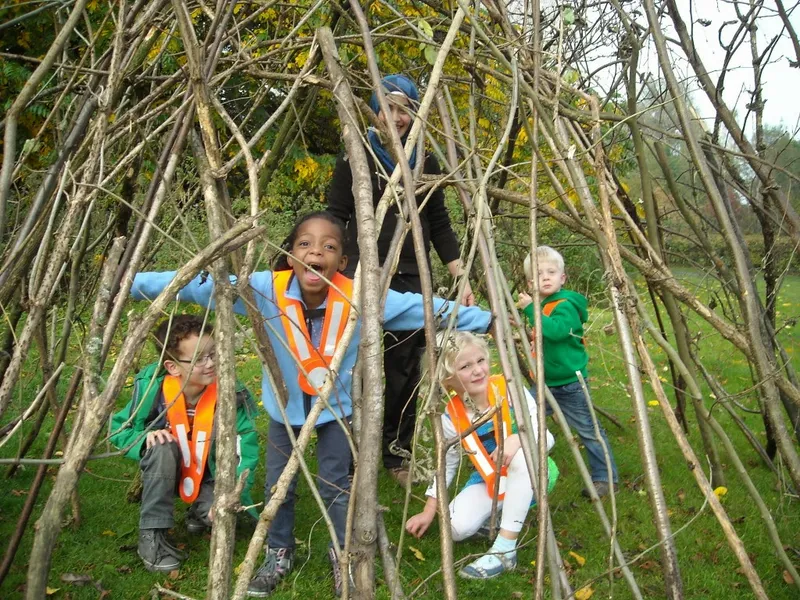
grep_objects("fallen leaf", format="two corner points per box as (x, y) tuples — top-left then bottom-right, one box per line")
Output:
(575, 586), (594, 600)
(60, 573), (92, 585)
(11, 489), (28, 496)
(648, 400), (659, 407)
(569, 551), (586, 567)
(511, 593), (524, 599)
(713, 486), (728, 499)
(639, 560), (658, 571)
(783, 570), (795, 584)
(168, 569), (180, 580)
(677, 489), (686, 504)
(101, 530), (116, 537)
(46, 587), (60, 596)
(408, 546), (425, 562)
(530, 560), (536, 567)
(116, 566), (132, 574)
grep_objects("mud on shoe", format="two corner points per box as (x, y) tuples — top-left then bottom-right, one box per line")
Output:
(137, 528), (184, 572)
(247, 547), (294, 598)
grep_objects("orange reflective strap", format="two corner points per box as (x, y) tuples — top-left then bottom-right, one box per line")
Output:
(273, 270), (353, 395)
(445, 375), (514, 499)
(163, 375), (217, 504)
(542, 298), (566, 316)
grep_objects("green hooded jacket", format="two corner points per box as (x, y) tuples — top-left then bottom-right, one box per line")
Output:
(110, 362), (260, 518)
(522, 289), (589, 386)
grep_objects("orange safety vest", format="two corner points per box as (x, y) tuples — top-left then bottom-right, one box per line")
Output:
(273, 270), (354, 396)
(164, 376), (217, 504)
(445, 374), (515, 500)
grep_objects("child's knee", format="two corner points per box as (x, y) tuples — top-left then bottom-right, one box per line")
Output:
(508, 450), (528, 474)
(450, 521), (472, 542)
(141, 440), (181, 474)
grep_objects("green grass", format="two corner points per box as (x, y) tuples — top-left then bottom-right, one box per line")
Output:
(1, 271), (799, 599)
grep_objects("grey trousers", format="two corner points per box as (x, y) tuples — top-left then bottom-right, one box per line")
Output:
(265, 419), (351, 549)
(139, 440), (214, 530)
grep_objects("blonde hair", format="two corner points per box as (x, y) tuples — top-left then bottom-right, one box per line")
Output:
(436, 331), (489, 384)
(523, 245), (565, 280)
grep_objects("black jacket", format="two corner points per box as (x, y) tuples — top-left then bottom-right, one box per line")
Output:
(325, 152), (461, 278)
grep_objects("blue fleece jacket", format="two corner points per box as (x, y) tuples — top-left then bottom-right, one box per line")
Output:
(131, 271), (492, 427)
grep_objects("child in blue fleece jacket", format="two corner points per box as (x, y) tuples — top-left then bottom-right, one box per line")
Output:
(131, 211), (492, 597)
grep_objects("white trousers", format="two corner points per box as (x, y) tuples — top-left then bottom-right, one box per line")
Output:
(448, 451), (533, 541)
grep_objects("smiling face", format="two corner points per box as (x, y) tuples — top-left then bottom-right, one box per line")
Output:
(164, 333), (216, 400)
(378, 93), (412, 138)
(286, 217), (348, 309)
(536, 260), (566, 298)
(445, 343), (491, 407)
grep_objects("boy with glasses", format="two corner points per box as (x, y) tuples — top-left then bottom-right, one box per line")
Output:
(111, 315), (259, 572)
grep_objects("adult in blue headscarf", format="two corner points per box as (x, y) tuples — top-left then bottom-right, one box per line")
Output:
(326, 74), (475, 486)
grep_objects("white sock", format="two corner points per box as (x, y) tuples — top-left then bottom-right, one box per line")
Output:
(468, 534), (517, 571)
(491, 534), (517, 558)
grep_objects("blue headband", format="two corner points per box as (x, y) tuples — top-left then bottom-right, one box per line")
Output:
(368, 74), (420, 115)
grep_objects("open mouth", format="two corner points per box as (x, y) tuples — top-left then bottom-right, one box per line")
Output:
(305, 262), (323, 283)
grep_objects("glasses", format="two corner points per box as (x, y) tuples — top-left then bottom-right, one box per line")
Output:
(175, 350), (216, 366)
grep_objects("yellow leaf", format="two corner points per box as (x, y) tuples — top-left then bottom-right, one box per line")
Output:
(530, 560), (536, 567)
(648, 400), (659, 407)
(46, 588), (60, 596)
(575, 586), (594, 600)
(569, 551), (586, 567)
(408, 545), (425, 561)
(102, 530), (116, 536)
(713, 486), (728, 498)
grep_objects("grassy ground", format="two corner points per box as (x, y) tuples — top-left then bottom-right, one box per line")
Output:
(1, 271), (799, 599)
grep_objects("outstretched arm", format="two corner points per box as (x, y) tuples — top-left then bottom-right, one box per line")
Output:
(131, 271), (251, 315)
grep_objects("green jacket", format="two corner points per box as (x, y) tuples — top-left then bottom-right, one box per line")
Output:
(523, 289), (589, 386)
(110, 362), (260, 518)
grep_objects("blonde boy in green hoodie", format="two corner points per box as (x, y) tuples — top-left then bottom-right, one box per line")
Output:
(517, 246), (618, 498)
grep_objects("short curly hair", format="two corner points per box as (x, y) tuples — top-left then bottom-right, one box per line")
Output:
(153, 315), (213, 361)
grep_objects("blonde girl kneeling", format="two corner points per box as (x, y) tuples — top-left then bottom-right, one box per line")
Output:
(405, 332), (559, 579)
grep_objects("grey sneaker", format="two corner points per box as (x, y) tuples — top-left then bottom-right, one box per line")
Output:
(186, 510), (210, 534)
(328, 546), (355, 597)
(137, 529), (184, 572)
(247, 547), (294, 598)
(582, 481), (617, 498)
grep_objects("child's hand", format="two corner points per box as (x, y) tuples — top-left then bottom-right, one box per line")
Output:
(490, 433), (521, 467)
(146, 429), (176, 448)
(406, 511), (435, 538)
(516, 292), (532, 310)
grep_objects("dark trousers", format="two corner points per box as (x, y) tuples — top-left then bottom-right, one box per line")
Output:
(139, 441), (214, 530)
(265, 419), (351, 549)
(382, 273), (425, 470)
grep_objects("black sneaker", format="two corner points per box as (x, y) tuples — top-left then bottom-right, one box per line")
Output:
(137, 529), (184, 572)
(247, 547), (294, 598)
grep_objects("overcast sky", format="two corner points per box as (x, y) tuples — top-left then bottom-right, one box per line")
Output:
(661, 0), (799, 132)
(536, 0), (799, 134)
